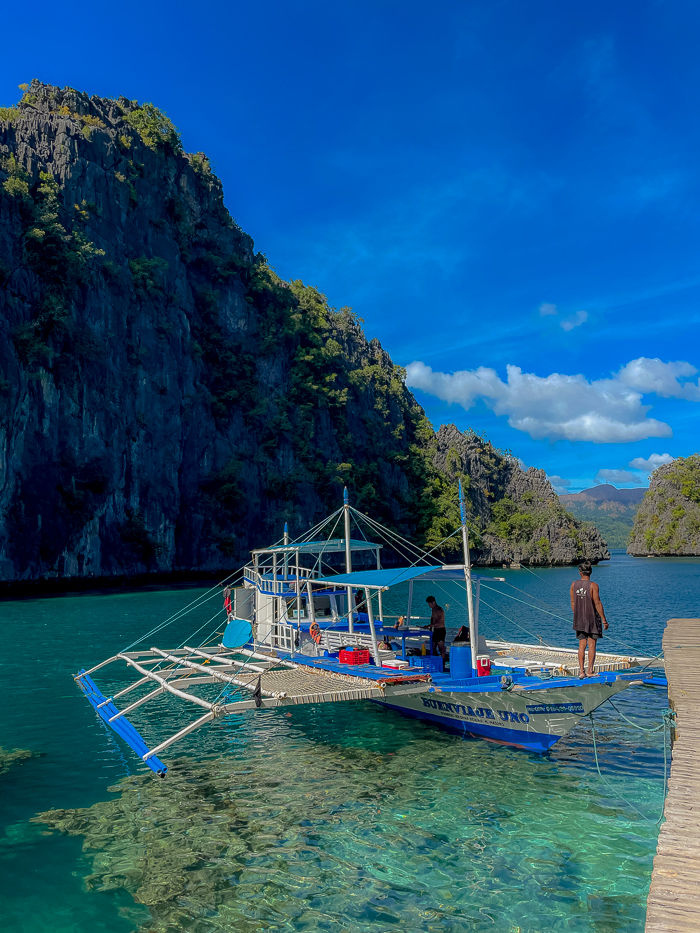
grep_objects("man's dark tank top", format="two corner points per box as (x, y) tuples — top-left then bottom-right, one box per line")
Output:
(572, 578), (602, 635)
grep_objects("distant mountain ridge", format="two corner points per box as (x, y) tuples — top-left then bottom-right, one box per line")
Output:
(559, 484), (648, 548)
(560, 484), (648, 509)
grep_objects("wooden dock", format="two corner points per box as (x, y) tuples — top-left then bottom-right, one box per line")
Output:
(645, 618), (700, 933)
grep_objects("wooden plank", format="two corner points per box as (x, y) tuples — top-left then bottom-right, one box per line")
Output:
(645, 618), (700, 933)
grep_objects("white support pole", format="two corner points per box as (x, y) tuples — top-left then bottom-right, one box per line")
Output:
(295, 548), (302, 628)
(117, 655), (215, 710)
(306, 580), (317, 654)
(306, 580), (316, 626)
(148, 648), (279, 696)
(182, 646), (272, 674)
(475, 579), (481, 656)
(366, 589), (381, 667)
(109, 685), (165, 721)
(144, 710), (217, 761)
(76, 655), (120, 678)
(283, 523), (289, 580)
(376, 547), (384, 625)
(96, 673), (152, 708)
(458, 479), (477, 676)
(344, 487), (354, 633)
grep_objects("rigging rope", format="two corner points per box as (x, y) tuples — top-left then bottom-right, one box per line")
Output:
(476, 594), (554, 647)
(513, 564), (662, 660)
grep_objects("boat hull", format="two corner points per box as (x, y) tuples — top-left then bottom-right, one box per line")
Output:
(373, 679), (631, 752)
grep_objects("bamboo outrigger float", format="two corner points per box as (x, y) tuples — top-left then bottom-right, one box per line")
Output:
(75, 484), (665, 775)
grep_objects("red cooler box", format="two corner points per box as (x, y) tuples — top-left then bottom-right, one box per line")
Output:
(339, 647), (370, 665)
(476, 655), (492, 676)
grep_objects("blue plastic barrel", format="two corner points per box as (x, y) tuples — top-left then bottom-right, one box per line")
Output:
(450, 645), (473, 680)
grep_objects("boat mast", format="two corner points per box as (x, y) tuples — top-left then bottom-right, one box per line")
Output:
(344, 487), (354, 634)
(459, 479), (478, 675)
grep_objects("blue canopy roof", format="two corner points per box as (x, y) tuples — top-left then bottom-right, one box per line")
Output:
(313, 565), (502, 589)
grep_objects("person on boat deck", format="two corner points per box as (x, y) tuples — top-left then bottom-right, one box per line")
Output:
(425, 596), (447, 662)
(570, 561), (609, 678)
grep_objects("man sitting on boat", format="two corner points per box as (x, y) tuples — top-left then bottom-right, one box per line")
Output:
(426, 596), (447, 662)
(570, 561), (609, 678)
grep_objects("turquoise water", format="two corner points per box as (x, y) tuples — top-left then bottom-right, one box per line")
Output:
(1, 552), (698, 932)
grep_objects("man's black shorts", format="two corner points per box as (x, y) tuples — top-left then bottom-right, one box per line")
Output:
(433, 628), (447, 643)
(576, 630), (599, 641)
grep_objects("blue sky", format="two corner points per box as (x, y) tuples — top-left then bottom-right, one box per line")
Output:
(2, 0), (699, 492)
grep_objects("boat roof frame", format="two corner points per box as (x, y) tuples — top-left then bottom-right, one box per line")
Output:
(253, 538), (382, 557)
(312, 565), (505, 590)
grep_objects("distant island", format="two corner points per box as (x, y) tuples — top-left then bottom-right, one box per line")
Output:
(628, 455), (700, 556)
(559, 484), (647, 548)
(0, 80), (607, 586)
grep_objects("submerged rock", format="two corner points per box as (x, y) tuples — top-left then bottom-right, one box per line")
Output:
(0, 744), (34, 776)
(30, 710), (656, 933)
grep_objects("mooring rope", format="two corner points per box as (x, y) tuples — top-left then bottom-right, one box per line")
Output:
(587, 706), (674, 824)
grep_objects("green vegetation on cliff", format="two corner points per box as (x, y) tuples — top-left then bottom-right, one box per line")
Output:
(628, 455), (700, 555)
(0, 80), (606, 580)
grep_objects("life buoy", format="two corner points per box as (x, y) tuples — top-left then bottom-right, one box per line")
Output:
(309, 621), (322, 645)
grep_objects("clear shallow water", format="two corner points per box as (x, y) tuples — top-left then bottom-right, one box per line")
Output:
(1, 552), (698, 933)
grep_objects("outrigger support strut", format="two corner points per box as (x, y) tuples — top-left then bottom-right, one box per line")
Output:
(76, 643), (433, 775)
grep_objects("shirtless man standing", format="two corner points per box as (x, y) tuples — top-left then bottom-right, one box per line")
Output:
(570, 561), (609, 678)
(426, 596), (446, 662)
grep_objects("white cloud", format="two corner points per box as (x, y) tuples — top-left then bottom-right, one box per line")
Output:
(539, 302), (557, 316)
(560, 310), (588, 331)
(618, 358), (700, 401)
(595, 469), (640, 484)
(405, 359), (683, 443)
(628, 452), (675, 472)
(547, 474), (571, 494)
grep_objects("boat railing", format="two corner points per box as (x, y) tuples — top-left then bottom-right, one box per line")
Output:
(244, 565), (316, 595)
(268, 622), (295, 652)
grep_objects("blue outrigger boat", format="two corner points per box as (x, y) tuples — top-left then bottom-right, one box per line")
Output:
(76, 484), (665, 775)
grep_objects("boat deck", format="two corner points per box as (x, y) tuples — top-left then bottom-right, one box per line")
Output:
(486, 639), (658, 674)
(249, 648), (663, 693)
(228, 651), (431, 702)
(645, 618), (700, 933)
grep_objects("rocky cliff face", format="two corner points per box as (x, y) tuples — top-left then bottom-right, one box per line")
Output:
(628, 455), (700, 556)
(429, 425), (608, 565)
(0, 81), (606, 584)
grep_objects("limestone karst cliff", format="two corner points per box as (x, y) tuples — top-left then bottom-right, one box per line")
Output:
(0, 81), (607, 583)
(429, 425), (608, 565)
(628, 455), (700, 556)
